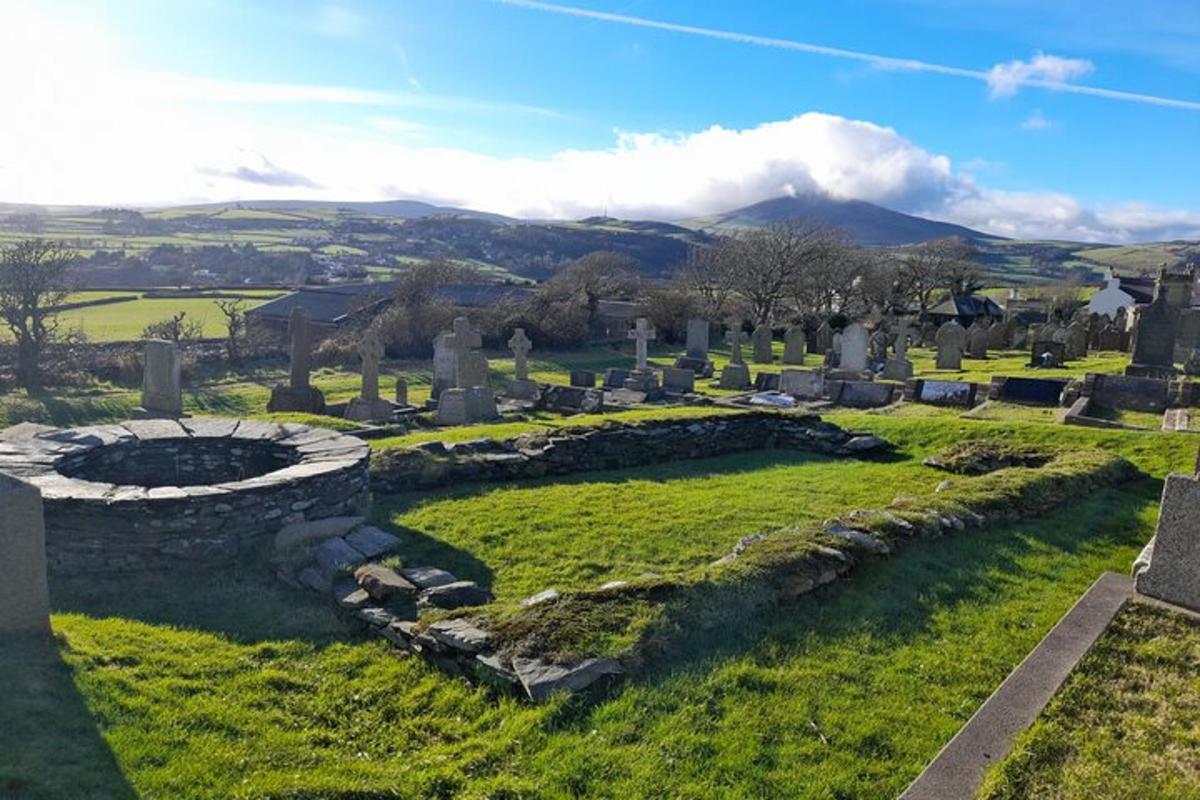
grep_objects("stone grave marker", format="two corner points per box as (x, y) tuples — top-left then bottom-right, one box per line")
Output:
(1029, 340), (1067, 368)
(989, 376), (1069, 406)
(432, 331), (457, 401)
(719, 327), (752, 389)
(779, 369), (824, 399)
(662, 366), (695, 394)
(782, 325), (806, 365)
(1127, 293), (1178, 377)
(751, 323), (773, 364)
(1135, 470), (1200, 611)
(603, 368), (630, 389)
(628, 317), (656, 371)
(267, 306), (326, 413)
(834, 381), (895, 408)
(542, 385), (603, 413)
(345, 329), (395, 422)
(813, 320), (833, 355)
(685, 318), (709, 359)
(1065, 321), (1088, 360)
(912, 379), (977, 407)
(507, 327), (538, 400)
(840, 322), (868, 372)
(882, 319), (913, 381)
(570, 370), (597, 388)
(0, 473), (51, 634)
(395, 378), (408, 406)
(966, 322), (989, 359)
(935, 320), (966, 370)
(138, 339), (183, 418)
(754, 372), (780, 392)
(1082, 373), (1171, 413)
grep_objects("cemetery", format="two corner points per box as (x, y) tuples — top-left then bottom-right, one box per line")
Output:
(5, 298), (1200, 799)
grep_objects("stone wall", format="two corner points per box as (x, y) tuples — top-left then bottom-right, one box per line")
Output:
(371, 412), (885, 493)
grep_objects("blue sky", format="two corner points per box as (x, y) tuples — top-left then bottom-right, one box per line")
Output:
(3, 0), (1199, 241)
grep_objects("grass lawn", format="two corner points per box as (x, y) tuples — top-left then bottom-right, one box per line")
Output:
(980, 600), (1200, 800)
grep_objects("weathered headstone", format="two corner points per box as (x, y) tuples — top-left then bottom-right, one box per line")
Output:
(628, 317), (656, 372)
(449, 316), (488, 389)
(507, 328), (538, 400)
(345, 329), (394, 422)
(779, 369), (824, 399)
(782, 325), (806, 365)
(1065, 321), (1088, 360)
(882, 319), (913, 381)
(1134, 471), (1200, 611)
(432, 331), (457, 401)
(754, 372), (781, 392)
(751, 323), (773, 364)
(966, 322), (989, 360)
(1127, 293), (1178, 378)
(138, 339), (183, 418)
(989, 376), (1069, 405)
(987, 320), (1009, 350)
(267, 307), (326, 413)
(542, 385), (603, 413)
(839, 323), (868, 372)
(0, 473), (50, 634)
(1096, 323), (1124, 351)
(812, 321), (833, 355)
(662, 366), (695, 394)
(1029, 340), (1067, 368)
(395, 377), (408, 406)
(603, 368), (630, 389)
(834, 381), (895, 408)
(934, 320), (966, 370)
(719, 327), (752, 389)
(1081, 373), (1172, 413)
(570, 370), (597, 388)
(685, 318), (710, 360)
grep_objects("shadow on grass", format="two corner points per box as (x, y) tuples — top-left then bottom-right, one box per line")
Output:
(0, 633), (138, 800)
(49, 562), (353, 646)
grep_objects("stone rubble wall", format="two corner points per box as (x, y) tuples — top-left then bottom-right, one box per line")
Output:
(370, 412), (885, 493)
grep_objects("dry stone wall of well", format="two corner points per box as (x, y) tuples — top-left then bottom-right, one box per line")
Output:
(370, 412), (887, 493)
(0, 418), (370, 575)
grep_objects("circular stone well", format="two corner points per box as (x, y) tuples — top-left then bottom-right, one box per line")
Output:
(0, 418), (370, 575)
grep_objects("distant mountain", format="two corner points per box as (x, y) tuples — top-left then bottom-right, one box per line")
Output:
(169, 198), (516, 223)
(681, 194), (995, 246)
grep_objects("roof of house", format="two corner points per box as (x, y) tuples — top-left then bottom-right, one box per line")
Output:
(249, 282), (396, 325)
(928, 293), (1005, 318)
(1117, 276), (1155, 305)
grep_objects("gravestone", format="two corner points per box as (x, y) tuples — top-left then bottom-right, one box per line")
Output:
(570, 370), (597, 388)
(780, 369), (824, 399)
(882, 319), (913, 381)
(934, 320), (967, 370)
(1127, 293), (1179, 378)
(1065, 321), (1088, 360)
(990, 376), (1069, 406)
(835, 381), (895, 408)
(754, 372), (781, 392)
(1029, 340), (1067, 368)
(435, 317), (497, 424)
(628, 317), (656, 371)
(603, 368), (630, 389)
(988, 320), (1009, 350)
(345, 330), (395, 422)
(782, 325), (806, 365)
(267, 307), (326, 413)
(1082, 373), (1171, 413)
(507, 328), (538, 400)
(541, 385), (604, 414)
(432, 331), (457, 401)
(662, 366), (695, 394)
(138, 339), (183, 418)
(719, 327), (752, 389)
(395, 378), (408, 406)
(912, 379), (977, 407)
(685, 318), (710, 360)
(812, 321), (833, 355)
(1096, 323), (1124, 351)
(0, 473), (50, 634)
(751, 324), (773, 364)
(673, 356), (714, 377)
(839, 323), (868, 372)
(436, 388), (470, 426)
(1134, 471), (1200, 611)
(449, 317), (489, 389)
(966, 322), (989, 359)
(1176, 309), (1200, 361)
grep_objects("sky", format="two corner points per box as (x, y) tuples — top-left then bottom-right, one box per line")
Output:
(2, 0), (1200, 242)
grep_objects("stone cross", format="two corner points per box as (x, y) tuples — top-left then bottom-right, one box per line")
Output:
(358, 329), (384, 402)
(725, 326), (747, 365)
(508, 327), (533, 381)
(288, 306), (313, 389)
(448, 316), (483, 389)
(893, 318), (910, 360)
(628, 317), (656, 371)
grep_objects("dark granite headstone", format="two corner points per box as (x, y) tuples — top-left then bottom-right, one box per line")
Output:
(570, 370), (597, 388)
(1127, 293), (1177, 375)
(603, 368), (630, 388)
(915, 379), (977, 407)
(673, 355), (714, 377)
(1082, 373), (1171, 413)
(754, 372), (781, 392)
(1028, 340), (1067, 368)
(835, 381), (895, 408)
(990, 376), (1068, 406)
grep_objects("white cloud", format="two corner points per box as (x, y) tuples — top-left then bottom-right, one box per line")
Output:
(1020, 111), (1054, 130)
(987, 52), (1094, 98)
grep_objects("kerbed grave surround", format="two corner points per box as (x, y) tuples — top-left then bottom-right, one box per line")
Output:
(0, 418), (370, 575)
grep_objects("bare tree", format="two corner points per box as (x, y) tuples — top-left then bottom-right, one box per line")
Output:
(896, 237), (981, 313)
(787, 231), (862, 316)
(142, 311), (203, 342)
(0, 239), (74, 387)
(677, 242), (739, 320)
(215, 298), (247, 364)
(543, 251), (640, 324)
(731, 220), (832, 324)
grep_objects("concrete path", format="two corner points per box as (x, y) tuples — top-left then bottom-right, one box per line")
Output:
(900, 571), (1132, 800)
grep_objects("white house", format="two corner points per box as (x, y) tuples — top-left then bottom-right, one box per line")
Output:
(1087, 270), (1136, 319)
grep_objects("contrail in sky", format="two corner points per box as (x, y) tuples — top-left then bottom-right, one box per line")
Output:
(491, 0), (1200, 112)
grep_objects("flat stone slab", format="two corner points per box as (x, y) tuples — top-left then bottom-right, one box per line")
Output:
(353, 563), (416, 600)
(900, 572), (1132, 800)
(418, 581), (493, 609)
(314, 537), (368, 575)
(511, 657), (624, 703)
(344, 526), (402, 559)
(426, 618), (492, 653)
(275, 516), (366, 552)
(399, 566), (458, 589)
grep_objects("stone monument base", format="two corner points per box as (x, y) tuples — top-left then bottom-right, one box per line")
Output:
(131, 407), (190, 420)
(623, 369), (662, 398)
(881, 357), (914, 382)
(344, 396), (397, 423)
(1125, 363), (1178, 379)
(718, 363), (752, 390)
(673, 355), (714, 378)
(508, 378), (541, 401)
(267, 385), (327, 414)
(437, 386), (500, 426)
(1134, 472), (1200, 611)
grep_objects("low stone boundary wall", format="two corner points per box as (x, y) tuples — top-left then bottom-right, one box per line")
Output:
(370, 412), (886, 493)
